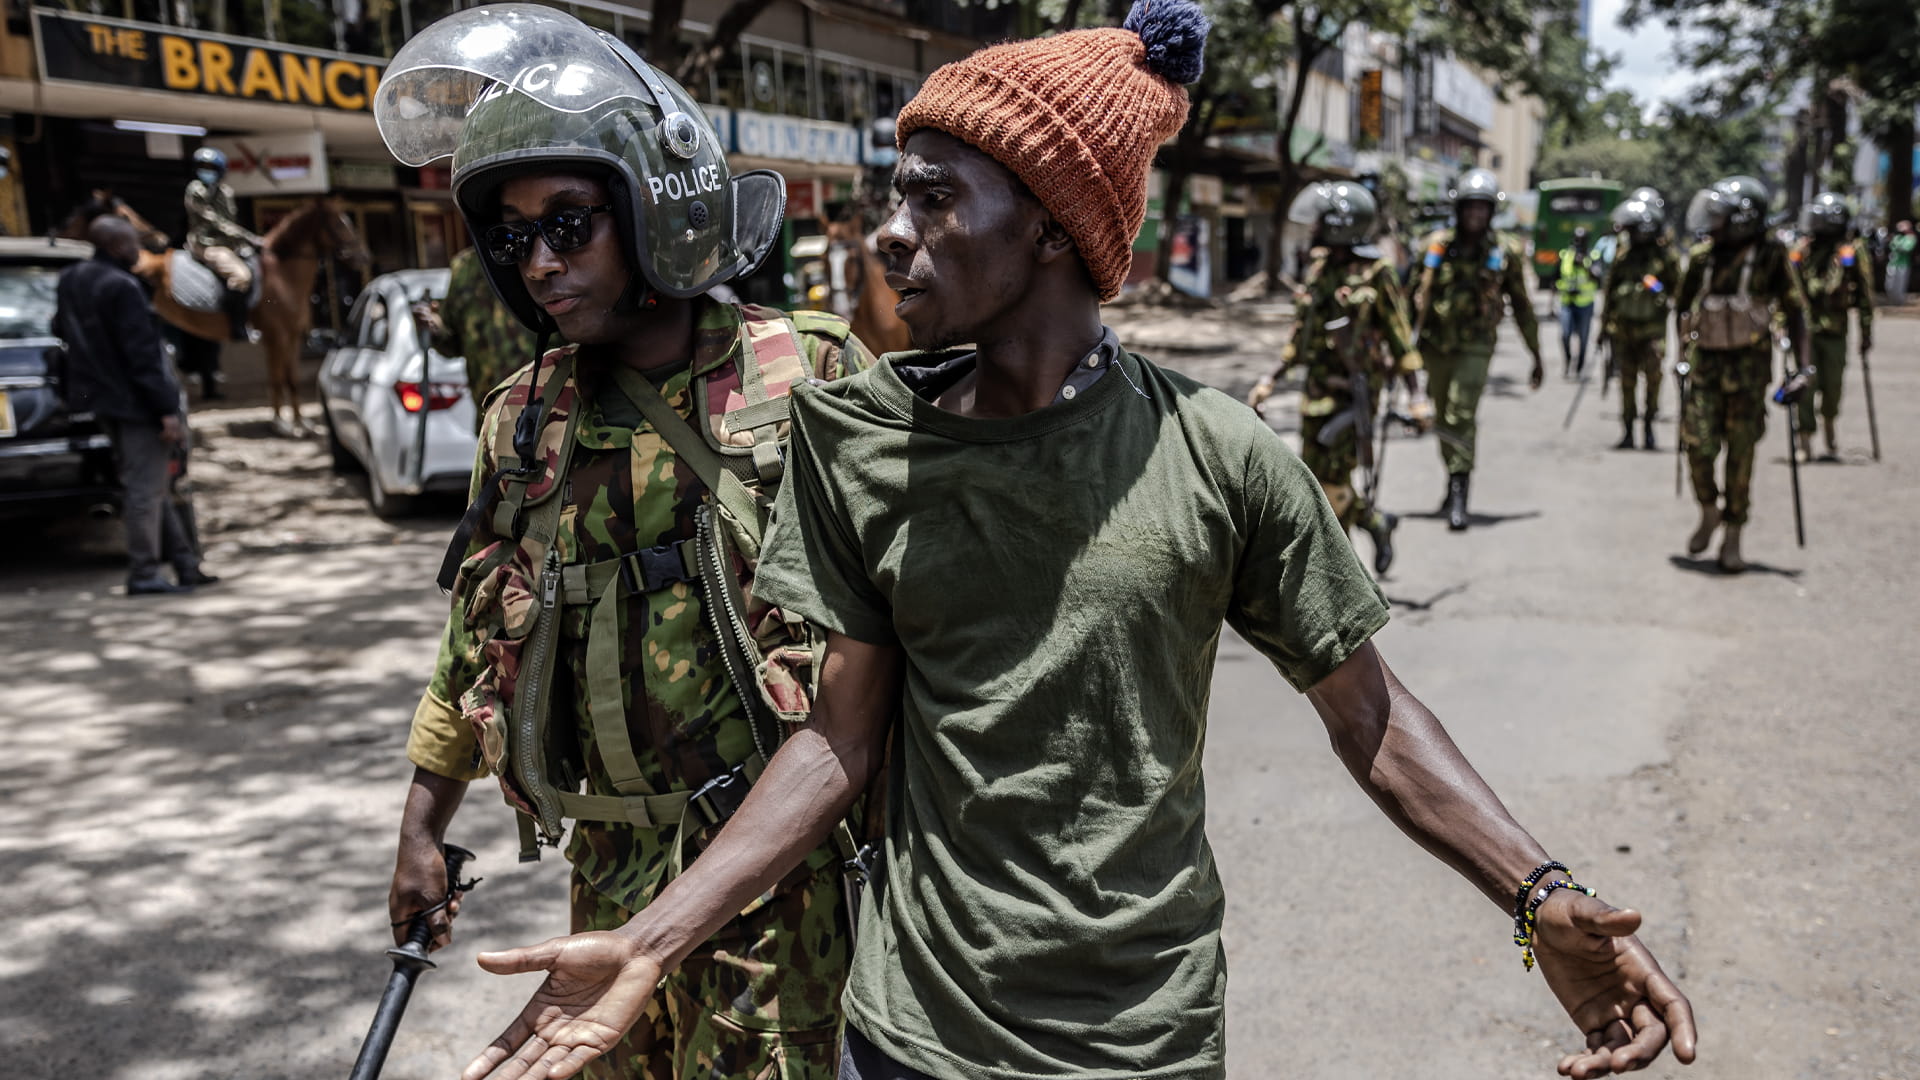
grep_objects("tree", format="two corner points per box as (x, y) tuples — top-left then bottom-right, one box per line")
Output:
(1624, 0), (1920, 223)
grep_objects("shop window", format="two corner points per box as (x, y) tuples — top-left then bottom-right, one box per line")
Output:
(712, 46), (747, 109)
(569, 2), (613, 31)
(818, 59), (871, 126)
(779, 50), (812, 119)
(405, 0), (463, 50)
(275, 0), (336, 49)
(339, 0), (401, 57)
(747, 46), (777, 112)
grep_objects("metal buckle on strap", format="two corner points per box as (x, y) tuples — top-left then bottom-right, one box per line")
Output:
(620, 542), (693, 594)
(688, 762), (752, 827)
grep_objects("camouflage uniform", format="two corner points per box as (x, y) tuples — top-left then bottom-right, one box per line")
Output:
(435, 247), (549, 416)
(1285, 250), (1420, 529)
(407, 297), (873, 1080)
(1600, 234), (1681, 426)
(1413, 228), (1541, 474)
(1788, 236), (1873, 432)
(1675, 237), (1808, 526)
(184, 178), (255, 291)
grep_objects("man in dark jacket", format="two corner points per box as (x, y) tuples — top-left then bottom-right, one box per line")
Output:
(55, 216), (216, 594)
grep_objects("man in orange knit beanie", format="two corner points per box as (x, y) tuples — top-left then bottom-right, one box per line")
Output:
(460, 6), (1698, 1080)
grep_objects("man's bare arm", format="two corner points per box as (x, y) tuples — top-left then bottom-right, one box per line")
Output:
(1306, 641), (1696, 1078)
(462, 633), (902, 1080)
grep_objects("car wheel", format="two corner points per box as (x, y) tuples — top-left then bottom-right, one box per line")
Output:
(366, 467), (419, 519)
(323, 405), (360, 474)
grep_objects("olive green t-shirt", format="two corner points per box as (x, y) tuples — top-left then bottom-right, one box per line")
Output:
(754, 347), (1391, 1080)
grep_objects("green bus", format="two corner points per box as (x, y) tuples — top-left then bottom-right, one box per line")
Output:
(1533, 178), (1623, 290)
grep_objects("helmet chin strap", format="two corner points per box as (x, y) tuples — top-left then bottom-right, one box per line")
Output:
(612, 268), (657, 314)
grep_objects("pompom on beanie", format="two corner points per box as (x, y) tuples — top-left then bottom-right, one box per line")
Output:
(896, 0), (1212, 301)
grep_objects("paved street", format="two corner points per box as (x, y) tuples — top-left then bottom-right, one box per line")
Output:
(2, 302), (1915, 1080)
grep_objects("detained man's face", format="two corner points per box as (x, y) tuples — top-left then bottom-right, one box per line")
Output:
(496, 172), (634, 345)
(876, 131), (1057, 351)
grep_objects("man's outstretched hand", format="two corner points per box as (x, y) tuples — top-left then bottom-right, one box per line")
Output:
(463, 931), (661, 1080)
(1531, 890), (1697, 1077)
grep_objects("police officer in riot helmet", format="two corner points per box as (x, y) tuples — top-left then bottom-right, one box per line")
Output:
(373, 7), (871, 1077)
(1674, 175), (1812, 571)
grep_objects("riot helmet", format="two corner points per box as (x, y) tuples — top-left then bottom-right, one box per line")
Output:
(1610, 197), (1664, 241)
(1288, 181), (1377, 247)
(375, 4), (785, 332)
(1685, 175), (1770, 243)
(1628, 185), (1665, 209)
(1802, 192), (1850, 239)
(192, 147), (228, 181)
(1572, 225), (1590, 249)
(1449, 168), (1505, 207)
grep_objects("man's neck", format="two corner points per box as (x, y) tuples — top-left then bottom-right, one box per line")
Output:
(609, 296), (697, 375)
(943, 302), (1104, 419)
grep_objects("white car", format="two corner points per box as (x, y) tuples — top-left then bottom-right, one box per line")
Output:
(319, 268), (476, 516)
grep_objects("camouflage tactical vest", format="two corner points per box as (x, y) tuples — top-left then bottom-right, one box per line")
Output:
(444, 305), (850, 862)
(1417, 228), (1518, 348)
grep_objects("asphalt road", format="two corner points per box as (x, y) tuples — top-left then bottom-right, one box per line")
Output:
(1, 302), (1913, 1080)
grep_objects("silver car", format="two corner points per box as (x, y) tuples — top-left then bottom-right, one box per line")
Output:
(318, 268), (475, 516)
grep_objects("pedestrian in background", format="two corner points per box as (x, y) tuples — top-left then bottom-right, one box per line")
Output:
(1556, 226), (1600, 378)
(1888, 220), (1915, 304)
(55, 216), (216, 595)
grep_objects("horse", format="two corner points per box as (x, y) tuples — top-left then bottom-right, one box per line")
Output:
(822, 215), (912, 357)
(134, 199), (368, 435)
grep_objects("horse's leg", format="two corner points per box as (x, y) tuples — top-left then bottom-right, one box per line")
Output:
(284, 331), (311, 435)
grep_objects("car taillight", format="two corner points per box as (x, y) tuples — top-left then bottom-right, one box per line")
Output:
(395, 380), (464, 412)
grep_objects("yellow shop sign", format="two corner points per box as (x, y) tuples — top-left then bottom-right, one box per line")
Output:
(34, 9), (383, 114)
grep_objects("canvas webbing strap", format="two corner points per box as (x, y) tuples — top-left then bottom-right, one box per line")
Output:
(609, 366), (766, 552)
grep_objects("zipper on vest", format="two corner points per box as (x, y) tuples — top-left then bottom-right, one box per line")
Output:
(515, 547), (566, 846)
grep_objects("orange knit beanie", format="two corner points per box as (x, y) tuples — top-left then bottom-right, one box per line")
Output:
(896, 0), (1211, 301)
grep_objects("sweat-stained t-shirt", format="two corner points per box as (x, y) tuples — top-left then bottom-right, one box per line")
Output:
(752, 343), (1392, 1080)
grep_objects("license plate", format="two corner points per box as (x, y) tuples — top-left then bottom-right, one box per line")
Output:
(0, 390), (14, 437)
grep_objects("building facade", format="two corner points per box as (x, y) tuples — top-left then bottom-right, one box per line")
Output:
(0, 0), (1008, 319)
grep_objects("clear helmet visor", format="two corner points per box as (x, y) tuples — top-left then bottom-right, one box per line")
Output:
(1684, 189), (1727, 236)
(375, 3), (663, 168)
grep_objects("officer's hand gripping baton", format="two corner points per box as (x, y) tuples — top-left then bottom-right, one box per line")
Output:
(348, 843), (479, 1080)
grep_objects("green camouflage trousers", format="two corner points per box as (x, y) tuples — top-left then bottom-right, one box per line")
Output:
(1684, 347), (1770, 527)
(1423, 346), (1493, 474)
(1300, 411), (1377, 531)
(1797, 332), (1847, 430)
(1614, 332), (1665, 425)
(568, 860), (849, 1080)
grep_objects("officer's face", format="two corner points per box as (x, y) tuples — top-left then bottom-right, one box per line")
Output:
(1458, 202), (1491, 234)
(878, 131), (1061, 351)
(497, 172), (634, 345)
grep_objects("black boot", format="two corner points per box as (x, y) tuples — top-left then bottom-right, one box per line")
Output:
(1615, 422), (1635, 450)
(1364, 511), (1398, 574)
(1642, 419), (1657, 451)
(1446, 472), (1470, 531)
(223, 290), (253, 343)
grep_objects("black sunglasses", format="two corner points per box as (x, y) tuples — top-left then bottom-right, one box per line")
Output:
(483, 204), (615, 265)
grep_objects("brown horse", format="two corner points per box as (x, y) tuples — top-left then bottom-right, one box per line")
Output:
(135, 200), (368, 435)
(823, 216), (912, 356)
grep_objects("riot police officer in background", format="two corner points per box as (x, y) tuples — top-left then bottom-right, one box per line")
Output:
(1411, 168), (1544, 531)
(1790, 193), (1873, 460)
(1600, 197), (1680, 450)
(1676, 176), (1811, 572)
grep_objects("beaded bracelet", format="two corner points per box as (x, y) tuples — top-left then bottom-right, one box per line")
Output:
(1511, 860), (1570, 922)
(1514, 878), (1599, 971)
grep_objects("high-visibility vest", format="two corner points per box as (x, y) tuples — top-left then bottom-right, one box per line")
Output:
(1557, 249), (1597, 306)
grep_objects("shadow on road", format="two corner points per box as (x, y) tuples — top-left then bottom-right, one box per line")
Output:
(1383, 583), (1469, 613)
(1666, 553), (1804, 579)
(1402, 508), (1544, 529)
